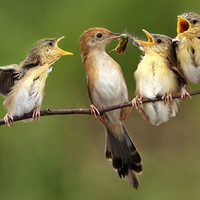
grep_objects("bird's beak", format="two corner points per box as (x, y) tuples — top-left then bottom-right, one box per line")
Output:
(177, 16), (191, 36)
(108, 32), (122, 39)
(134, 29), (154, 46)
(109, 33), (128, 54)
(56, 36), (73, 56)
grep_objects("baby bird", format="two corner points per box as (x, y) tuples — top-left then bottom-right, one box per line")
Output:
(0, 37), (73, 125)
(173, 12), (200, 84)
(132, 29), (187, 126)
(80, 27), (142, 189)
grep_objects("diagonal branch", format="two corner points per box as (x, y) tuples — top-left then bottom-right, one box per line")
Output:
(0, 90), (200, 126)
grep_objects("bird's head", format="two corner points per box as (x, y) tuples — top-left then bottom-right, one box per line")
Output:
(79, 27), (122, 59)
(133, 29), (174, 56)
(23, 37), (73, 68)
(177, 12), (200, 37)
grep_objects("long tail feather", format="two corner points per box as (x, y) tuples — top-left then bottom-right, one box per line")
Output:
(105, 121), (142, 189)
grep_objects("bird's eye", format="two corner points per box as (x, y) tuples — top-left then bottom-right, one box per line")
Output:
(96, 33), (103, 38)
(47, 41), (54, 46)
(191, 18), (198, 24)
(156, 39), (162, 44)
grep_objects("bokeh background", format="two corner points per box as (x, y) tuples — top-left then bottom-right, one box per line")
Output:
(0, 0), (200, 199)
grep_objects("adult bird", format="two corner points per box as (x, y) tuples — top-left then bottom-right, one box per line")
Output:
(0, 37), (73, 125)
(79, 27), (142, 189)
(132, 29), (187, 126)
(173, 12), (200, 84)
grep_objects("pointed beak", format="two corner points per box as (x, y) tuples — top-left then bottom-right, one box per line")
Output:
(109, 33), (128, 54)
(56, 36), (73, 56)
(134, 29), (154, 46)
(177, 16), (191, 36)
(108, 32), (122, 39)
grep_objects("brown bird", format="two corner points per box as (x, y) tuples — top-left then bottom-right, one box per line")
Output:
(80, 27), (142, 189)
(0, 37), (73, 125)
(173, 12), (200, 84)
(132, 29), (187, 126)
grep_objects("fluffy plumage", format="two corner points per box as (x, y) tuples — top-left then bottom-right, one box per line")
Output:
(132, 29), (186, 126)
(80, 27), (142, 189)
(173, 12), (200, 84)
(0, 37), (73, 124)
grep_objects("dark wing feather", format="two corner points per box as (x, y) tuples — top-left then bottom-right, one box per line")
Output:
(167, 41), (188, 87)
(0, 65), (22, 96)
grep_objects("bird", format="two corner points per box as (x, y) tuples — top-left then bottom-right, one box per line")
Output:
(173, 12), (200, 84)
(79, 27), (142, 189)
(131, 29), (187, 126)
(0, 36), (73, 125)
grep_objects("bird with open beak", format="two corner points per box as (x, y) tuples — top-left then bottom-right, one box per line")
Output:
(0, 37), (73, 125)
(132, 29), (187, 126)
(173, 12), (200, 84)
(79, 27), (142, 189)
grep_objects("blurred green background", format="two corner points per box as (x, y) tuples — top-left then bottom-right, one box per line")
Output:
(0, 0), (200, 199)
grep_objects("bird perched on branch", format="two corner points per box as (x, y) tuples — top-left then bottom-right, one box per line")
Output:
(173, 12), (200, 84)
(131, 29), (188, 126)
(0, 37), (73, 125)
(79, 27), (142, 189)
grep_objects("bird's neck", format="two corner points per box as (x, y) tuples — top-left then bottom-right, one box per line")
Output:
(83, 50), (117, 75)
(17, 65), (50, 90)
(82, 48), (106, 63)
(20, 57), (57, 73)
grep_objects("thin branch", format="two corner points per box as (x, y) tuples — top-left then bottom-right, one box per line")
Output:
(0, 90), (200, 126)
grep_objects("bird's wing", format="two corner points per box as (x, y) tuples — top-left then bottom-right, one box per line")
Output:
(0, 64), (23, 96)
(167, 48), (188, 86)
(171, 66), (188, 86)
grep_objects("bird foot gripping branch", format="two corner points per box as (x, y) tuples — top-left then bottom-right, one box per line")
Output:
(89, 104), (101, 119)
(181, 84), (191, 99)
(132, 96), (149, 122)
(132, 96), (143, 110)
(3, 113), (14, 127)
(161, 93), (173, 105)
(32, 107), (41, 122)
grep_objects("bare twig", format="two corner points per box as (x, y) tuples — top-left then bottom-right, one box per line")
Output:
(0, 90), (199, 126)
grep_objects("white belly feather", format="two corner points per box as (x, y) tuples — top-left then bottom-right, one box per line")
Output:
(89, 54), (128, 124)
(4, 67), (49, 117)
(134, 55), (179, 126)
(91, 54), (128, 104)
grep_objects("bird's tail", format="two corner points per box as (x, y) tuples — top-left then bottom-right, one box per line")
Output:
(141, 100), (179, 126)
(105, 121), (142, 189)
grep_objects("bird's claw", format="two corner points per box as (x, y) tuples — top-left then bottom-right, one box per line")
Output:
(90, 104), (100, 119)
(32, 107), (40, 122)
(90, 104), (107, 124)
(162, 93), (172, 105)
(3, 113), (14, 127)
(132, 96), (143, 109)
(181, 86), (191, 99)
(132, 96), (149, 121)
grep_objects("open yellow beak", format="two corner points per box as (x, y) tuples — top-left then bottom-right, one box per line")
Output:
(56, 36), (73, 56)
(134, 29), (154, 45)
(177, 16), (191, 36)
